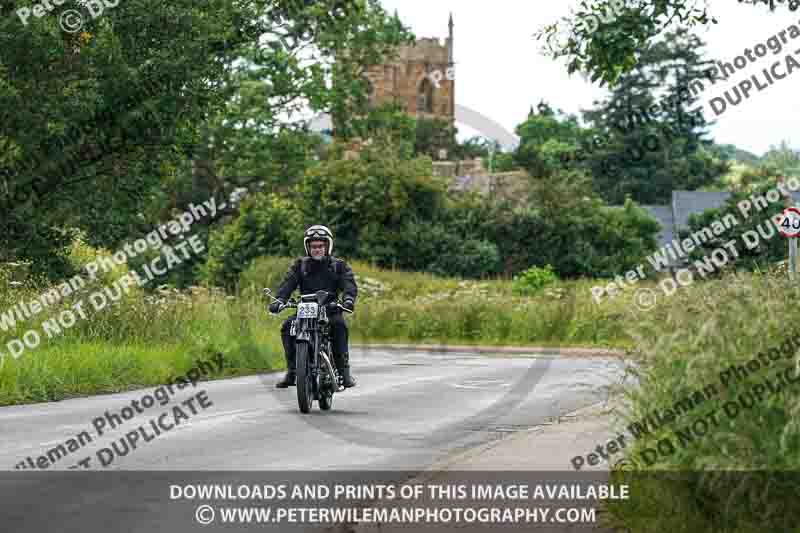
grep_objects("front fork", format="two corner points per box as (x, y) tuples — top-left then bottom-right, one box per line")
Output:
(295, 320), (338, 396)
(295, 322), (320, 398)
(319, 350), (340, 391)
(317, 321), (341, 390)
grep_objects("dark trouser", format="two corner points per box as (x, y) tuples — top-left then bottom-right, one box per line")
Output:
(280, 312), (349, 364)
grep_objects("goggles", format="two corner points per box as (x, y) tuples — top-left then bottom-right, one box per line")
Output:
(306, 229), (330, 238)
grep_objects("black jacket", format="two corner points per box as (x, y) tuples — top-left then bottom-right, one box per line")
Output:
(275, 256), (358, 308)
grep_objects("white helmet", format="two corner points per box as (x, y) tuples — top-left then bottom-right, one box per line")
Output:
(303, 225), (334, 256)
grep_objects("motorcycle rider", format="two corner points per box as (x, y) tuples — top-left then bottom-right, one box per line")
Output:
(268, 225), (358, 389)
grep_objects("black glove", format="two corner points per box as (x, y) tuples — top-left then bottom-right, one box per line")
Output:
(341, 298), (355, 312)
(268, 300), (284, 314)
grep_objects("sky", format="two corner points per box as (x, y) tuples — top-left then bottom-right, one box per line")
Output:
(377, 0), (800, 156)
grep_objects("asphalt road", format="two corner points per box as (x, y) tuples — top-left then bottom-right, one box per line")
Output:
(0, 348), (625, 532)
(1, 348), (624, 471)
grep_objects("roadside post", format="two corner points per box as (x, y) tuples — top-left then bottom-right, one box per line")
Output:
(775, 178), (800, 279)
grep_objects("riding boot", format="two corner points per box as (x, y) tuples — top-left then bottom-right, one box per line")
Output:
(276, 339), (296, 388)
(334, 352), (356, 388)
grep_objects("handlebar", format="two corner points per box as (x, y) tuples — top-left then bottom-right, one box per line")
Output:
(263, 288), (353, 315)
(277, 301), (353, 314)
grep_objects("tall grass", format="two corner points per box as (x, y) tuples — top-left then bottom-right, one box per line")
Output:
(0, 251), (284, 405)
(241, 256), (631, 348)
(0, 286), (285, 405)
(603, 270), (800, 532)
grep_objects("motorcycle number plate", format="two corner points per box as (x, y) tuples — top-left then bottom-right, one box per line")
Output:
(297, 302), (319, 318)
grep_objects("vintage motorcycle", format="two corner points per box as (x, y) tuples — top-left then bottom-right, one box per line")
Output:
(264, 288), (353, 413)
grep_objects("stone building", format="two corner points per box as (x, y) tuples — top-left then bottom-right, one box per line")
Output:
(361, 14), (455, 124)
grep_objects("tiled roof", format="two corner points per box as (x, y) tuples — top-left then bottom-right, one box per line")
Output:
(671, 191), (732, 230)
(640, 205), (675, 249)
(641, 189), (800, 267)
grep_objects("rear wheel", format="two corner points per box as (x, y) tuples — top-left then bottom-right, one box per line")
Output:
(296, 341), (313, 413)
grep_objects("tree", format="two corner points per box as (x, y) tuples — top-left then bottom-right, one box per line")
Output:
(578, 29), (729, 204)
(154, 2), (412, 288)
(513, 103), (587, 179)
(477, 192), (660, 279)
(200, 0), (413, 188)
(454, 136), (492, 159)
(291, 135), (442, 257)
(201, 192), (302, 289)
(536, 0), (792, 86)
(414, 117), (457, 160)
(735, 165), (784, 191)
(353, 102), (417, 158)
(328, 8), (413, 140)
(0, 0), (413, 279)
(709, 144), (762, 166)
(762, 140), (800, 177)
(2, 0), (240, 277)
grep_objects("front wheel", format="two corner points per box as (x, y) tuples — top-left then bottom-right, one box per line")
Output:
(296, 341), (313, 413)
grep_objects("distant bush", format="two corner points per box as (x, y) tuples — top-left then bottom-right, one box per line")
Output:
(238, 255), (296, 298)
(428, 238), (502, 279)
(491, 197), (660, 279)
(358, 216), (502, 279)
(352, 191), (658, 281)
(512, 264), (558, 295)
(292, 141), (442, 260)
(201, 193), (300, 289)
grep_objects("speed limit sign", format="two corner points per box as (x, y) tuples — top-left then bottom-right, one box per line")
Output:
(776, 207), (800, 237)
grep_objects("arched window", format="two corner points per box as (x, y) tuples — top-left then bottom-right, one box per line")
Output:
(417, 77), (434, 113)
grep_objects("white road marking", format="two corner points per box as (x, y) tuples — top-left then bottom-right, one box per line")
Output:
(13, 409), (256, 451)
(451, 379), (511, 390)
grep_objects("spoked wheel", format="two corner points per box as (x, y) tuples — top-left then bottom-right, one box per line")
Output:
(295, 341), (313, 413)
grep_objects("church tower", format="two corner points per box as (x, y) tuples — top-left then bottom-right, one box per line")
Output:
(361, 14), (455, 124)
